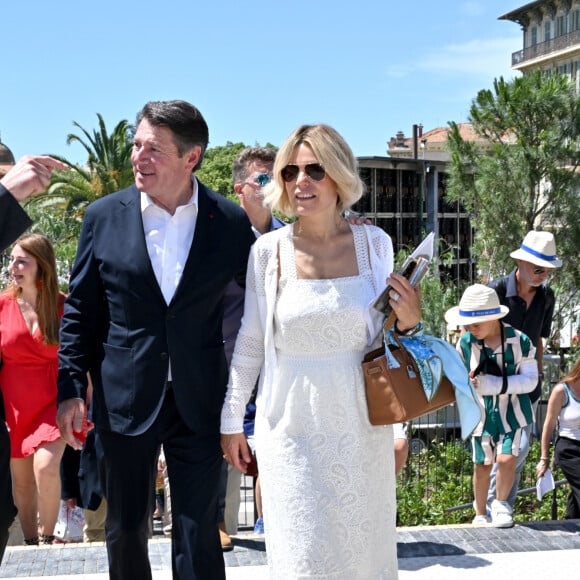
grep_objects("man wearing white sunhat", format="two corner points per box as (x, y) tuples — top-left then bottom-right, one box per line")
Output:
(446, 284), (538, 528)
(486, 230), (562, 512)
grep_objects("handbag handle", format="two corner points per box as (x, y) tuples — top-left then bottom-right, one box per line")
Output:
(362, 330), (412, 369)
(383, 310), (397, 332)
(383, 328), (416, 371)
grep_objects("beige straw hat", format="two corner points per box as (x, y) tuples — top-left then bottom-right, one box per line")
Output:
(445, 284), (509, 326)
(510, 230), (562, 269)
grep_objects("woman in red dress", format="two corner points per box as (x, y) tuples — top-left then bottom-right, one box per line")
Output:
(0, 233), (66, 545)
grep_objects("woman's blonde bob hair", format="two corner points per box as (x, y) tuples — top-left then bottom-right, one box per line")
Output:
(264, 124), (364, 218)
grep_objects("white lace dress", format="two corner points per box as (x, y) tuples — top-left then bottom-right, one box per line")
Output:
(222, 224), (398, 579)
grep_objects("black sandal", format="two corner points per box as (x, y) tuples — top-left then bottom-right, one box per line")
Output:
(24, 536), (39, 546)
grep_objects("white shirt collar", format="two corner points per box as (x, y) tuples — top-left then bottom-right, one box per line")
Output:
(140, 174), (198, 214)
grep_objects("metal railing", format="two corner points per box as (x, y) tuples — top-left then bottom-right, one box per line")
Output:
(236, 357), (569, 528)
(512, 29), (580, 66)
(235, 426), (569, 530)
(447, 478), (568, 520)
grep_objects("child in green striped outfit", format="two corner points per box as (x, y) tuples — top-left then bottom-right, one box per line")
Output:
(446, 284), (538, 528)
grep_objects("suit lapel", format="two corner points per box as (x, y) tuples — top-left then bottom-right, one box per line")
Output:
(171, 182), (218, 303)
(119, 186), (167, 304)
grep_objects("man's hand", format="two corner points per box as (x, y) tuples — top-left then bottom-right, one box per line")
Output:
(56, 398), (86, 450)
(345, 212), (372, 226)
(0, 155), (68, 202)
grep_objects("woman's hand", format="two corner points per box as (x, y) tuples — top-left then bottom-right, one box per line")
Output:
(221, 432), (253, 474)
(536, 458), (549, 478)
(387, 273), (421, 331)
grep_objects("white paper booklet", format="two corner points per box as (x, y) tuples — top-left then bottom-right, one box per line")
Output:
(373, 232), (435, 316)
(536, 468), (555, 500)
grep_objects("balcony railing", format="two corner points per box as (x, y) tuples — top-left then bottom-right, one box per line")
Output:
(512, 28), (580, 66)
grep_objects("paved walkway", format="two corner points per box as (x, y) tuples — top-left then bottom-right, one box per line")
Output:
(1, 520), (580, 579)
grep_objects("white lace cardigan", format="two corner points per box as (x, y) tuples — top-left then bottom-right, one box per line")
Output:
(220, 223), (394, 434)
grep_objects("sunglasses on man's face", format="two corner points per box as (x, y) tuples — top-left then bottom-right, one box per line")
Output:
(243, 173), (272, 187)
(280, 163), (326, 183)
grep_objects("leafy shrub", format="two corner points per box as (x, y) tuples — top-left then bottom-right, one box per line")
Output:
(396, 439), (570, 526)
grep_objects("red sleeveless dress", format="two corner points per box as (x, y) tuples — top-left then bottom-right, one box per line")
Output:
(0, 292), (65, 458)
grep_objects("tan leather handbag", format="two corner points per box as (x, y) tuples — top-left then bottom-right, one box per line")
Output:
(362, 332), (455, 426)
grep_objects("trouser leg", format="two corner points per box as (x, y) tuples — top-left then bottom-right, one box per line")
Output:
(160, 390), (225, 580)
(555, 437), (580, 519)
(95, 428), (157, 580)
(0, 414), (17, 563)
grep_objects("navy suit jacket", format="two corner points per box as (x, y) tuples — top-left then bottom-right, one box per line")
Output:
(0, 184), (32, 252)
(57, 182), (255, 436)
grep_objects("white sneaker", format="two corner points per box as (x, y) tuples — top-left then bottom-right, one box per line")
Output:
(472, 514), (490, 525)
(472, 501), (492, 520)
(491, 500), (514, 528)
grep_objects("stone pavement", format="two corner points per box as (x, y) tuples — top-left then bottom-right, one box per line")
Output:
(1, 520), (580, 579)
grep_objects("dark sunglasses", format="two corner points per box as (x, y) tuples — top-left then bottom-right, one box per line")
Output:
(243, 173), (271, 187)
(533, 267), (547, 275)
(281, 163), (326, 183)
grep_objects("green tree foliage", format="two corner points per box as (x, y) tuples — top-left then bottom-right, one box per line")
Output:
(64, 113), (135, 195)
(196, 141), (247, 202)
(393, 244), (459, 339)
(41, 114), (134, 210)
(196, 141), (278, 203)
(446, 71), (580, 348)
(26, 114), (135, 228)
(21, 114), (135, 288)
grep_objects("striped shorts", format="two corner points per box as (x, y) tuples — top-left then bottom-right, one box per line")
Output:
(471, 428), (523, 465)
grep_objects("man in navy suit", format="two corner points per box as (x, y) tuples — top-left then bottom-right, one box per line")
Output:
(56, 101), (255, 580)
(0, 155), (66, 561)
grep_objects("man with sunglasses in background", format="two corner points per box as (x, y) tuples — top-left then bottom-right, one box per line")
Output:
(486, 230), (562, 513)
(218, 147), (284, 550)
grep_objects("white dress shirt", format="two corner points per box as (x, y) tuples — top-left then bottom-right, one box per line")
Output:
(141, 176), (198, 380)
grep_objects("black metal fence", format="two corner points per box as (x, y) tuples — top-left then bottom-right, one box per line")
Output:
(236, 355), (570, 529)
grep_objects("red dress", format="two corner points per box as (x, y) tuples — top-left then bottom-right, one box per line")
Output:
(0, 292), (65, 458)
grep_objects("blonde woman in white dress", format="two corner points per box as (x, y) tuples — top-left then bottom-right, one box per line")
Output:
(221, 124), (421, 579)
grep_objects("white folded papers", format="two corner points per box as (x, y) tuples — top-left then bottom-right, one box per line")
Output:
(536, 468), (555, 500)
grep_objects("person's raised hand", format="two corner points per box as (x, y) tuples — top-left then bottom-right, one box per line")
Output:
(1, 155), (68, 202)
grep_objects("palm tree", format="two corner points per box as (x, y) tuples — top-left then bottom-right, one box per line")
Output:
(22, 114), (135, 287)
(64, 113), (135, 196)
(27, 113), (135, 217)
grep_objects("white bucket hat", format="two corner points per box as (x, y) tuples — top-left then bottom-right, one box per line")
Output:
(510, 230), (562, 269)
(445, 284), (509, 326)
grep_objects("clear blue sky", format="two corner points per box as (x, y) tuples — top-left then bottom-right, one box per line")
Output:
(1, 0), (523, 165)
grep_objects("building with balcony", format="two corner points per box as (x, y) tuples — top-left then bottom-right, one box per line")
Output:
(501, 0), (580, 79)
